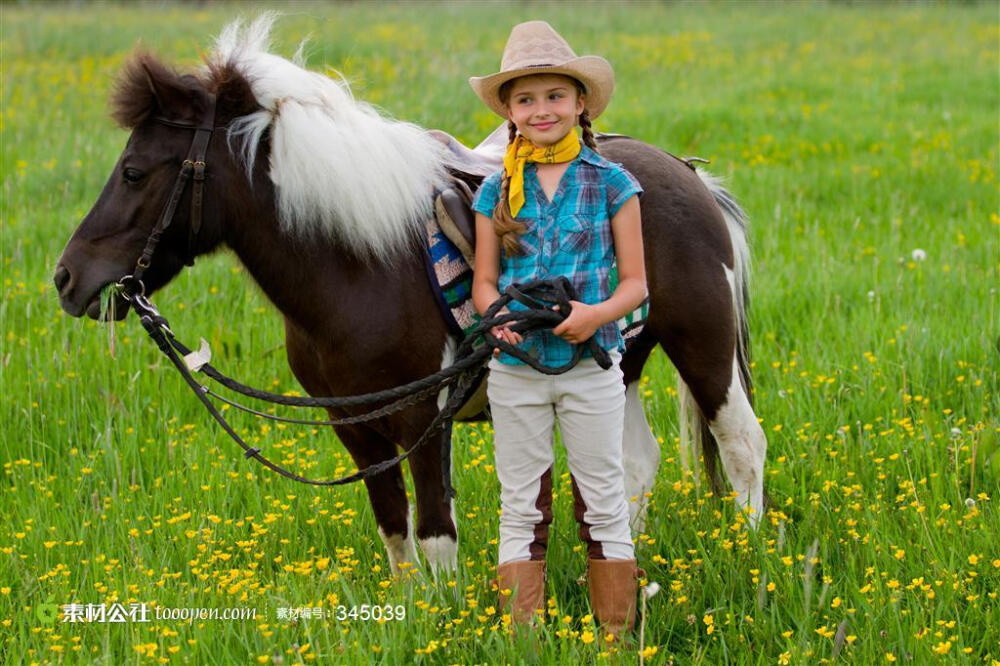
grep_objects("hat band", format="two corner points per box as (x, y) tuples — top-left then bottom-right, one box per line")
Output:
(502, 65), (588, 93)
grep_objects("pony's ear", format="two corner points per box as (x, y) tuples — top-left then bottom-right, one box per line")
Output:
(141, 61), (206, 125)
(210, 61), (261, 122)
(112, 51), (206, 128)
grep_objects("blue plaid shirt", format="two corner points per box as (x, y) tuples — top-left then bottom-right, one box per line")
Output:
(472, 145), (643, 367)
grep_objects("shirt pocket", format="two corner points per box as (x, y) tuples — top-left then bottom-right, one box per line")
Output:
(557, 214), (594, 255)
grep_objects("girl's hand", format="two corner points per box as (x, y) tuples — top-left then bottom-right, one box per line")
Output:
(551, 301), (602, 344)
(490, 310), (523, 357)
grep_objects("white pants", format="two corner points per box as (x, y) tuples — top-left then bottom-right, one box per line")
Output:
(487, 353), (634, 564)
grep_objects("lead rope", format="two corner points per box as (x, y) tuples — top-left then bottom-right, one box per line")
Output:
(119, 276), (611, 495)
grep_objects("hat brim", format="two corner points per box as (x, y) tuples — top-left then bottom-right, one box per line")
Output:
(469, 55), (615, 120)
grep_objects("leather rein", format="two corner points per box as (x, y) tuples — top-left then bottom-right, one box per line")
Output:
(109, 94), (465, 490)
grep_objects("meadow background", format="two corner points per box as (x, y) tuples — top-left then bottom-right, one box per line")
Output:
(2, 2), (998, 664)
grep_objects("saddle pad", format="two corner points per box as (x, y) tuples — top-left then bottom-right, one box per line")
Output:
(424, 216), (478, 337)
(423, 216), (648, 346)
(611, 263), (650, 347)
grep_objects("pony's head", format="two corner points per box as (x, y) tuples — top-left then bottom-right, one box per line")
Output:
(55, 14), (447, 320)
(53, 50), (258, 319)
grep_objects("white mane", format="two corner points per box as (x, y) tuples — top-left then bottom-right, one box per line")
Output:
(210, 14), (448, 260)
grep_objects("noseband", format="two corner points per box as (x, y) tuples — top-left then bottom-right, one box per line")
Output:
(118, 95), (218, 298)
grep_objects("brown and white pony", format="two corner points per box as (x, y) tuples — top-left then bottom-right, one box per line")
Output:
(54, 17), (766, 574)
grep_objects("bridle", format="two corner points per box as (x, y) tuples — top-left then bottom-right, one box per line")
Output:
(117, 94), (217, 300)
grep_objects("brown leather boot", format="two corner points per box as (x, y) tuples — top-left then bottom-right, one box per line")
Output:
(496, 559), (546, 625)
(587, 558), (642, 639)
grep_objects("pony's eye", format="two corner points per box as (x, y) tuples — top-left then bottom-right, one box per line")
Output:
(123, 167), (145, 184)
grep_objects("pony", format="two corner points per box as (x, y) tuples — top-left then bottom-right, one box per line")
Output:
(54, 16), (767, 574)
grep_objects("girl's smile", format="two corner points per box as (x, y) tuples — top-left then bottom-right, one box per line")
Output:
(505, 74), (586, 147)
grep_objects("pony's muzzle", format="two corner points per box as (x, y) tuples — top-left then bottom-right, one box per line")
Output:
(53, 264), (71, 294)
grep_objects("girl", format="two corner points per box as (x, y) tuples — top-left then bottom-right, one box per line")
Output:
(469, 21), (647, 638)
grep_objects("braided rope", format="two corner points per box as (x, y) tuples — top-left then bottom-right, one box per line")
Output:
(129, 277), (610, 491)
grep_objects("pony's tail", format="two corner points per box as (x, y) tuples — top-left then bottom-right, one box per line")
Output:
(679, 170), (753, 496)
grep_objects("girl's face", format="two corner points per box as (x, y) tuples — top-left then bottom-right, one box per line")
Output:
(505, 74), (585, 147)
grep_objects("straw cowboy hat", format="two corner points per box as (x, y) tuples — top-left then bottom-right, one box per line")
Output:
(469, 21), (615, 120)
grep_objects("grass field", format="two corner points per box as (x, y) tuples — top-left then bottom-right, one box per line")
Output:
(2, 2), (998, 664)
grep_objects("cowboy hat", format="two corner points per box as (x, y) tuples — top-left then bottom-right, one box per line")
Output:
(469, 21), (615, 120)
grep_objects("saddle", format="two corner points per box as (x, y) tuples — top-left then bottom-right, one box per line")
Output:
(434, 180), (476, 266)
(428, 123), (508, 266)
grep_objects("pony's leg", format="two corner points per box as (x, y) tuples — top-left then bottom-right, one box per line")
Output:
(650, 266), (766, 528)
(403, 337), (463, 576)
(335, 424), (419, 575)
(619, 334), (660, 533)
(707, 356), (767, 525)
(284, 325), (420, 574)
(658, 322), (767, 527)
(407, 432), (458, 577)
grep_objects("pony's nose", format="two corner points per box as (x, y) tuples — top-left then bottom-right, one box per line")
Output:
(53, 264), (71, 294)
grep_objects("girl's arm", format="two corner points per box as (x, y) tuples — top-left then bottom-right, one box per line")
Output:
(472, 212), (502, 315)
(552, 195), (646, 344)
(472, 212), (523, 351)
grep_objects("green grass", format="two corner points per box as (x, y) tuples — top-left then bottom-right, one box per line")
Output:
(2, 2), (998, 664)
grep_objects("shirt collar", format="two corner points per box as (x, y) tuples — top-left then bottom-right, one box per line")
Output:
(577, 144), (614, 168)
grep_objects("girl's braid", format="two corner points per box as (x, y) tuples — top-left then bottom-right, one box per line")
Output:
(492, 120), (527, 256)
(579, 108), (598, 152)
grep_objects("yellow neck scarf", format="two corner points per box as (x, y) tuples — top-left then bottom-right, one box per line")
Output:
(503, 131), (581, 217)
